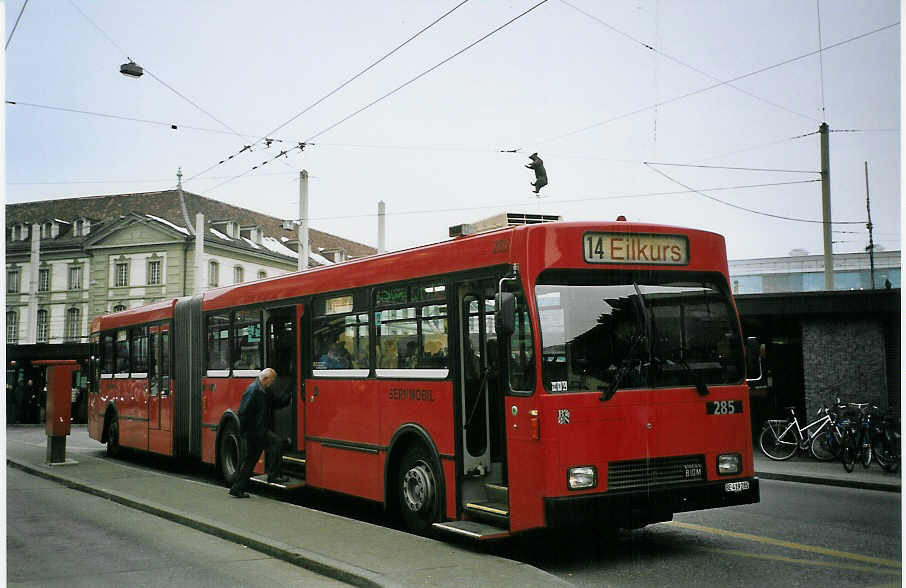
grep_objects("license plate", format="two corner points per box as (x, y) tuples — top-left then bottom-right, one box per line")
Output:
(707, 400), (743, 415)
(724, 481), (750, 493)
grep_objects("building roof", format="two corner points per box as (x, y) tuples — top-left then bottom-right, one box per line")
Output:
(5, 190), (376, 262)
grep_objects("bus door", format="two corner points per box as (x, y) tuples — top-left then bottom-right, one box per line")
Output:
(147, 323), (172, 440)
(264, 306), (299, 449)
(459, 281), (501, 477)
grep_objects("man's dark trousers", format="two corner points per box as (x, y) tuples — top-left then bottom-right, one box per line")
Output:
(231, 430), (284, 494)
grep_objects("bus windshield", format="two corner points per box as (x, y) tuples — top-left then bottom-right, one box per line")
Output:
(535, 271), (744, 394)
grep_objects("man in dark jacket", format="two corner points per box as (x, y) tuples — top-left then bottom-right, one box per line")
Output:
(229, 368), (290, 498)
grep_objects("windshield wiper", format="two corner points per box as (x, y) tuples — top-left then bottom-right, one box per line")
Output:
(678, 359), (710, 396)
(601, 282), (651, 402)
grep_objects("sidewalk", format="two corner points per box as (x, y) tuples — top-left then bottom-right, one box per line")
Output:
(6, 427), (568, 588)
(754, 452), (901, 493)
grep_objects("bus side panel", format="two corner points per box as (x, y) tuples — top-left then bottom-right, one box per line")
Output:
(305, 379), (379, 495)
(88, 382), (104, 441)
(201, 376), (250, 465)
(118, 378), (149, 452)
(378, 380), (455, 517)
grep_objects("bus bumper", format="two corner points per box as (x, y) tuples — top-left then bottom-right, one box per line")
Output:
(544, 477), (760, 529)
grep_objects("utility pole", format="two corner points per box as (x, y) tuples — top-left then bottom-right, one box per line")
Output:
(177, 167), (194, 235)
(298, 170), (309, 271)
(819, 122), (834, 290)
(377, 200), (386, 254)
(864, 161), (876, 288)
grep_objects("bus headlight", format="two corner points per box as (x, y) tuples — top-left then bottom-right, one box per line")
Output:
(567, 466), (597, 490)
(717, 453), (741, 475)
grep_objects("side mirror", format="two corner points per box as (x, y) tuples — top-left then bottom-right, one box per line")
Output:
(744, 336), (762, 382)
(495, 292), (515, 337)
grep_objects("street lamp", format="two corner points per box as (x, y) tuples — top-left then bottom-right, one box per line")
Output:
(120, 60), (143, 78)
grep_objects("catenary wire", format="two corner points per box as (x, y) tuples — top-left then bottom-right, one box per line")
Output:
(6, 0), (30, 50)
(644, 164), (861, 224)
(198, 0), (552, 194)
(535, 21), (899, 146)
(560, 0), (819, 123)
(68, 0), (245, 141)
(184, 0), (473, 184)
(5, 100), (255, 137)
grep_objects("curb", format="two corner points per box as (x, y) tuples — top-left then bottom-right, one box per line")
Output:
(7, 458), (393, 588)
(755, 470), (901, 493)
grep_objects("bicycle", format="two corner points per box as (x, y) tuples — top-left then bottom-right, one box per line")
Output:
(759, 403), (843, 461)
(870, 411), (900, 473)
(840, 403), (873, 472)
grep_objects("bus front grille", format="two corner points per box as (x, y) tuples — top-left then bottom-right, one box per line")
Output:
(608, 455), (706, 491)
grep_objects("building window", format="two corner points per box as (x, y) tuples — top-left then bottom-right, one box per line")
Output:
(258, 270), (267, 280)
(42, 222), (53, 239)
(113, 304), (127, 313)
(147, 259), (162, 285)
(234, 265), (244, 284)
(65, 308), (81, 342)
(7, 268), (20, 293)
(6, 311), (18, 343)
(68, 266), (82, 290)
(36, 309), (49, 343)
(11, 225), (20, 241)
(115, 262), (129, 287)
(38, 268), (50, 292)
(74, 219), (84, 236)
(208, 261), (219, 287)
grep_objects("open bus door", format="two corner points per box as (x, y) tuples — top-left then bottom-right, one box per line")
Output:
(264, 306), (299, 454)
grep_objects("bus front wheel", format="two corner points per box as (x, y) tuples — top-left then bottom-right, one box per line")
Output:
(398, 445), (441, 535)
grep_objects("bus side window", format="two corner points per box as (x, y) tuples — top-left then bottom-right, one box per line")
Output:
(160, 331), (170, 395)
(206, 313), (230, 374)
(149, 331), (158, 395)
(508, 293), (535, 392)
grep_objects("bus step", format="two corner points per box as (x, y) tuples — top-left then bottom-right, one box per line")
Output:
(432, 520), (510, 541)
(250, 474), (306, 490)
(464, 500), (509, 526)
(485, 483), (508, 504)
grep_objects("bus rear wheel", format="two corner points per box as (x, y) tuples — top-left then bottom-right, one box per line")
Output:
(106, 415), (120, 458)
(398, 445), (441, 535)
(219, 422), (242, 485)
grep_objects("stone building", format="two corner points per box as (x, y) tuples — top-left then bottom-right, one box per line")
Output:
(5, 189), (375, 358)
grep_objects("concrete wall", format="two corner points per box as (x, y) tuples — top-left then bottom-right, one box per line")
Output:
(802, 317), (889, 413)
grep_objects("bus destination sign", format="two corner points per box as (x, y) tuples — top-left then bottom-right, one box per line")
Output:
(584, 232), (689, 265)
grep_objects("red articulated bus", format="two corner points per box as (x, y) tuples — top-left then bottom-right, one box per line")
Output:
(88, 219), (760, 539)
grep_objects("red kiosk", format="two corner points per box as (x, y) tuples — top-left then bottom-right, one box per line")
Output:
(33, 360), (79, 464)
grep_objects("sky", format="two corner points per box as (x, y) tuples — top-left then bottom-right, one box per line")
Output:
(4, 0), (901, 260)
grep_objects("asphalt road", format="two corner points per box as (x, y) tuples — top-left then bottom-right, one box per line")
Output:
(492, 479), (901, 587)
(6, 466), (349, 587)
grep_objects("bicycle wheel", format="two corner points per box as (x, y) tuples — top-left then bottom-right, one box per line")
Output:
(759, 421), (798, 460)
(873, 434), (900, 473)
(860, 440), (872, 469)
(810, 429), (840, 461)
(841, 432), (856, 473)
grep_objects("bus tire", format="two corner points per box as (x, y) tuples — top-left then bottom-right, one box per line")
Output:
(106, 414), (121, 458)
(398, 444), (441, 535)
(218, 422), (242, 485)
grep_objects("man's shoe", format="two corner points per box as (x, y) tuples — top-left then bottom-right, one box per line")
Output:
(229, 489), (250, 498)
(268, 475), (289, 484)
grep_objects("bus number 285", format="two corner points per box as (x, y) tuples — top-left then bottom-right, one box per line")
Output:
(707, 400), (743, 415)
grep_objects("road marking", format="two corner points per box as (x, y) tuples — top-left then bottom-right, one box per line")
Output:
(699, 547), (901, 577)
(669, 521), (901, 568)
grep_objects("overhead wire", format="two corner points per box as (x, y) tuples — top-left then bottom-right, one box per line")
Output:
(535, 21), (899, 146)
(644, 163), (861, 224)
(200, 0), (552, 194)
(4, 100), (255, 137)
(6, 0), (30, 50)
(560, 0), (819, 123)
(68, 0), (245, 141)
(184, 0), (474, 184)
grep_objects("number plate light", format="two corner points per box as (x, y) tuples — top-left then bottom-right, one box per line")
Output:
(717, 453), (741, 475)
(567, 466), (597, 490)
